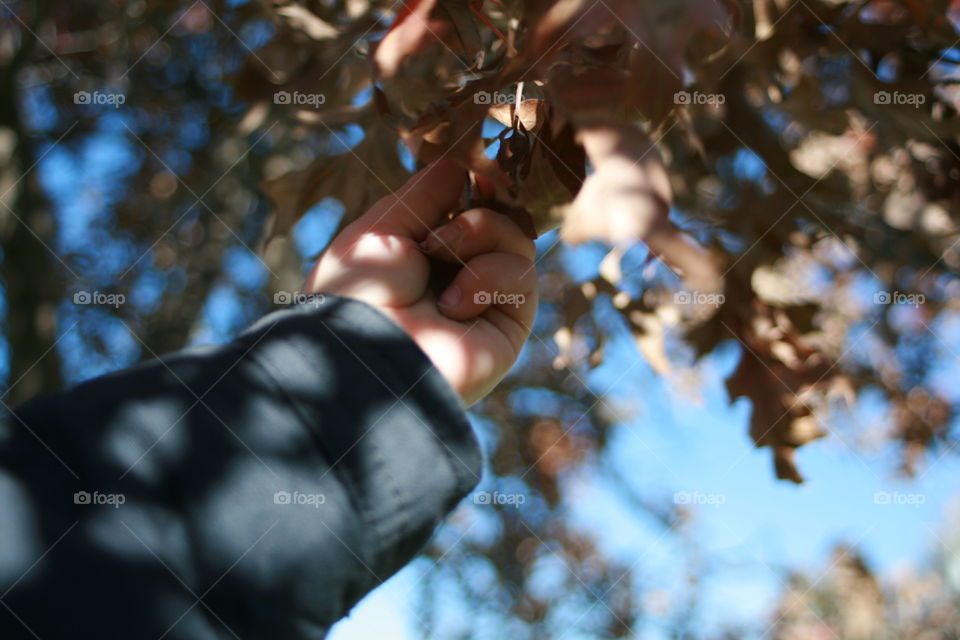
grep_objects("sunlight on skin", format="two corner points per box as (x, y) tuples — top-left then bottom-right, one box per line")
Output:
(304, 160), (538, 406)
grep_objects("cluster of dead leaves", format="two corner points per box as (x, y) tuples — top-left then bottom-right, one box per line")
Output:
(260, 0), (735, 269)
(252, 0), (822, 483)
(251, 0), (959, 483)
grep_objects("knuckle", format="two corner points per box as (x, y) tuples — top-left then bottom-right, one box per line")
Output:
(462, 208), (536, 258)
(458, 207), (497, 231)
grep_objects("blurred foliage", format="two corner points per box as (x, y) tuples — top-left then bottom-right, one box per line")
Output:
(4, 0), (960, 637)
(769, 509), (960, 640)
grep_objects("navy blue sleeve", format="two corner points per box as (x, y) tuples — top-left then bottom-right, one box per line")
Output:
(0, 296), (482, 639)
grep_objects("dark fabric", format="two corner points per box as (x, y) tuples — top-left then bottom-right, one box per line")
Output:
(0, 296), (481, 639)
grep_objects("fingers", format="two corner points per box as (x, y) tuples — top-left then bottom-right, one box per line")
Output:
(425, 209), (539, 350)
(437, 252), (538, 351)
(421, 208), (536, 262)
(358, 159), (466, 239)
(304, 232), (428, 306)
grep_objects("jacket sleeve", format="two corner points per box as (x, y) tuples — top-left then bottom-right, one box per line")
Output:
(0, 295), (482, 640)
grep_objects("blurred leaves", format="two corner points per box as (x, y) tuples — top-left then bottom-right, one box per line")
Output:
(6, 0), (960, 636)
(770, 513), (960, 640)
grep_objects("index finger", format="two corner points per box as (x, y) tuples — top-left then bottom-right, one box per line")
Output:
(360, 159), (467, 240)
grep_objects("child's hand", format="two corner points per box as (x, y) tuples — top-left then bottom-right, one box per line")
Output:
(304, 160), (538, 405)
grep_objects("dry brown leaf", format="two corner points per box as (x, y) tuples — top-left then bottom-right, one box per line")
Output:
(724, 299), (837, 483)
(489, 99), (547, 132)
(373, 0), (446, 78)
(558, 125), (721, 291)
(559, 125), (672, 245)
(437, 0), (484, 61)
(630, 310), (671, 375)
(260, 123), (410, 244)
(276, 4), (340, 40)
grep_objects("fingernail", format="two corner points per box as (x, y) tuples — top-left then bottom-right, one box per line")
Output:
(419, 233), (440, 252)
(438, 285), (461, 308)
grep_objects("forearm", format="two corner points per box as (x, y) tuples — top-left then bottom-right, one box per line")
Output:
(0, 296), (481, 639)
